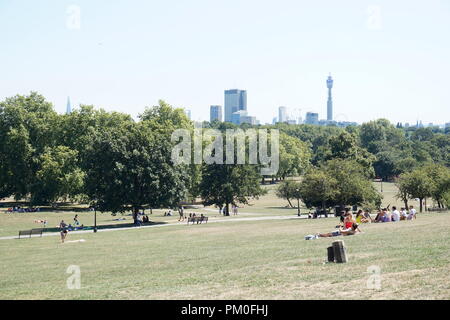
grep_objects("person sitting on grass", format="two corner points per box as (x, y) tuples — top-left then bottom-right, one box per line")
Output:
(407, 205), (417, 220)
(355, 210), (370, 224)
(391, 206), (400, 222)
(400, 208), (408, 220)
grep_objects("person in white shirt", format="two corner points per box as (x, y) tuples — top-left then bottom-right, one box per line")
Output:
(407, 205), (417, 220)
(400, 208), (408, 220)
(391, 206), (400, 222)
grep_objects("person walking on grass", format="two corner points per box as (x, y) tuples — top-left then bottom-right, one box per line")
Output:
(73, 214), (80, 226)
(60, 220), (68, 243)
(178, 206), (185, 221)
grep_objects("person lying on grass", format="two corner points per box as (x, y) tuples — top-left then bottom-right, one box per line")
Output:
(317, 223), (361, 238)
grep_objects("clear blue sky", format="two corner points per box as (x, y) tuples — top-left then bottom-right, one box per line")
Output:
(1, 0), (449, 125)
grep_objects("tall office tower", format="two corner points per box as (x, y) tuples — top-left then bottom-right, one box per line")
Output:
(66, 97), (72, 114)
(305, 112), (319, 125)
(327, 74), (334, 121)
(210, 105), (223, 122)
(278, 106), (287, 123)
(224, 89), (247, 122)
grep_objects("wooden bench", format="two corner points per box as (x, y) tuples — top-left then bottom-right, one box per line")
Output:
(187, 216), (209, 225)
(18, 228), (43, 239)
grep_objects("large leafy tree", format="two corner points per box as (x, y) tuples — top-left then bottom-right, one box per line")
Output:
(200, 163), (266, 216)
(30, 146), (85, 205)
(277, 133), (311, 180)
(140, 100), (201, 201)
(84, 121), (189, 217)
(299, 159), (381, 211)
(0, 92), (58, 199)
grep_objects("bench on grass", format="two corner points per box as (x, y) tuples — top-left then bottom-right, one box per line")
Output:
(187, 216), (208, 225)
(18, 228), (43, 239)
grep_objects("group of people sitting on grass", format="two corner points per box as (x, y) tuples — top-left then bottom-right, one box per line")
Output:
(353, 205), (417, 223)
(7, 206), (40, 213)
(134, 211), (150, 226)
(305, 205), (418, 240)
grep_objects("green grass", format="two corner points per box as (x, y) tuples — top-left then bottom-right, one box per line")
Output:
(1, 212), (449, 299)
(1, 182), (448, 300)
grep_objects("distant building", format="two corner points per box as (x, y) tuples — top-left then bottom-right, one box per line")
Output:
(225, 89), (247, 122)
(278, 106), (287, 123)
(327, 74), (334, 121)
(66, 97), (72, 114)
(272, 117), (278, 125)
(185, 110), (192, 120)
(445, 122), (450, 129)
(231, 110), (248, 125)
(241, 115), (258, 125)
(286, 119), (297, 125)
(305, 112), (319, 125)
(210, 105), (223, 122)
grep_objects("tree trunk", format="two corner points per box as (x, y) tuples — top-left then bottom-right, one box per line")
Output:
(132, 207), (139, 224)
(225, 202), (230, 216)
(419, 198), (423, 213)
(404, 199), (408, 211)
(287, 198), (293, 208)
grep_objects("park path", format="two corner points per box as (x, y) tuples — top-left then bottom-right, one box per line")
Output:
(0, 214), (315, 241)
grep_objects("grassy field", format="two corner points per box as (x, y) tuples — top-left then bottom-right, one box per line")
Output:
(1, 182), (448, 300)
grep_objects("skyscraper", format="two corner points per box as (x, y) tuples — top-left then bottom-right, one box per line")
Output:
(278, 106), (287, 123)
(327, 74), (333, 121)
(66, 97), (72, 114)
(305, 112), (319, 125)
(210, 105), (223, 122)
(224, 89), (247, 122)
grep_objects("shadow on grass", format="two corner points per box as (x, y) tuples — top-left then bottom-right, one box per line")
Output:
(40, 221), (168, 233)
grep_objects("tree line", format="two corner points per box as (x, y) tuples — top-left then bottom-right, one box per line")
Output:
(1, 92), (449, 214)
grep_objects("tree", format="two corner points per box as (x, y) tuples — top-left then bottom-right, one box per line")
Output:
(200, 163), (266, 216)
(396, 168), (434, 212)
(277, 133), (311, 180)
(0, 92), (58, 199)
(30, 146), (85, 205)
(299, 170), (337, 211)
(276, 180), (301, 208)
(422, 164), (450, 208)
(327, 131), (376, 178)
(299, 159), (381, 211)
(84, 122), (189, 218)
(140, 100), (201, 201)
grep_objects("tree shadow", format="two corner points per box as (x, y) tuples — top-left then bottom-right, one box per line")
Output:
(40, 221), (167, 233)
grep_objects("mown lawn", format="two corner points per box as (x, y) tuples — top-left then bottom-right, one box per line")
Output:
(1, 211), (449, 300)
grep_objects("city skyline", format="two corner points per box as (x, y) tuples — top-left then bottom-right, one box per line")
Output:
(1, 1), (450, 125)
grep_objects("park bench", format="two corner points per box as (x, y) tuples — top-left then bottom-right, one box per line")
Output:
(18, 228), (43, 239)
(187, 216), (208, 225)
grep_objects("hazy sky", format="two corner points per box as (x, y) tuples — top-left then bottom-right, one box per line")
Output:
(1, 0), (449, 125)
